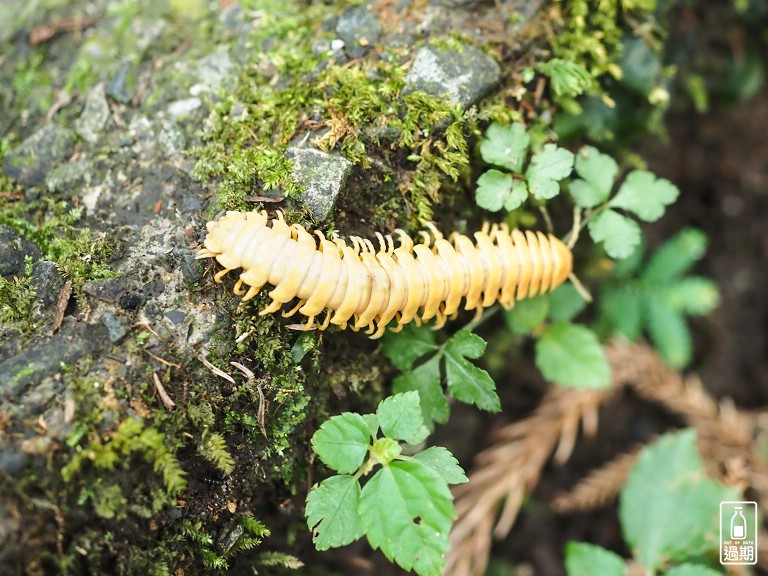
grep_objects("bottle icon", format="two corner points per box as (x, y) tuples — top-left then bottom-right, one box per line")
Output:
(731, 506), (747, 540)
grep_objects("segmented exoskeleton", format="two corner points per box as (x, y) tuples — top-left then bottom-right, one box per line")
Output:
(196, 211), (573, 339)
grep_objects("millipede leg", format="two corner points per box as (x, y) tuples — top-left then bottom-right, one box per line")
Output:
(242, 286), (259, 301)
(319, 311), (332, 330)
(233, 279), (246, 295)
(214, 268), (231, 283)
(260, 299), (283, 316)
(282, 299), (306, 318)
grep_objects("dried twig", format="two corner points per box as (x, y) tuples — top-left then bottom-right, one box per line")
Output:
(152, 372), (176, 411)
(198, 353), (235, 384)
(52, 280), (72, 333)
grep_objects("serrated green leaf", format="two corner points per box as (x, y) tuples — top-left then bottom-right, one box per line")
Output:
(362, 414), (379, 437)
(565, 542), (627, 576)
(504, 295), (549, 335)
(574, 146), (619, 208)
(619, 430), (739, 571)
(476, 170), (515, 212)
(444, 332), (500, 412)
(311, 413), (372, 474)
(548, 284), (587, 322)
(526, 144), (575, 200)
(536, 322), (611, 388)
(505, 180), (529, 211)
(411, 447), (468, 485)
(480, 122), (530, 172)
(377, 392), (428, 445)
(659, 277), (719, 316)
(610, 170), (679, 222)
(599, 286), (644, 340)
(642, 228), (707, 284)
(360, 461), (454, 576)
(306, 475), (363, 550)
(663, 564), (723, 576)
(588, 209), (642, 260)
(381, 324), (439, 372)
(645, 298), (692, 369)
(393, 356), (449, 428)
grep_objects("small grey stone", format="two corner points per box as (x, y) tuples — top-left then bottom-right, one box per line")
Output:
(336, 6), (382, 58)
(106, 60), (139, 104)
(193, 47), (236, 94)
(177, 249), (204, 283)
(158, 120), (186, 158)
(84, 278), (129, 303)
(167, 97), (202, 118)
(3, 124), (76, 187)
(402, 44), (501, 109)
(45, 157), (89, 194)
(167, 507), (183, 521)
(75, 82), (110, 143)
(0, 226), (41, 278)
(286, 147), (353, 221)
(0, 450), (28, 477)
(101, 311), (127, 343)
(31, 261), (64, 309)
(165, 310), (186, 325)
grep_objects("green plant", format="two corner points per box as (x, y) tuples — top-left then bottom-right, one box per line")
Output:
(565, 429), (738, 576)
(597, 228), (719, 368)
(305, 391), (467, 576)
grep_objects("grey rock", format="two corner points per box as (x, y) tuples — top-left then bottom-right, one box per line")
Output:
(0, 226), (41, 278)
(101, 312), (127, 343)
(402, 44), (501, 109)
(158, 120), (186, 158)
(193, 47), (236, 94)
(75, 82), (110, 143)
(286, 147), (353, 221)
(3, 124), (76, 187)
(0, 449), (29, 477)
(434, 0), (482, 6)
(0, 322), (110, 400)
(46, 157), (89, 194)
(177, 249), (204, 284)
(167, 97), (202, 118)
(165, 310), (186, 325)
(106, 60), (139, 104)
(83, 278), (129, 303)
(336, 6), (382, 58)
(31, 261), (64, 308)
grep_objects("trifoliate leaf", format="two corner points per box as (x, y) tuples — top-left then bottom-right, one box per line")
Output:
(479, 122), (530, 173)
(306, 475), (363, 550)
(311, 413), (372, 474)
(476, 170), (515, 212)
(619, 430), (739, 571)
(526, 144), (575, 200)
(565, 542), (627, 576)
(663, 565), (723, 576)
(548, 284), (587, 322)
(381, 324), (438, 372)
(659, 277), (719, 316)
(504, 295), (549, 335)
(360, 461), (454, 576)
(393, 356), (449, 428)
(641, 228), (707, 284)
(588, 209), (642, 260)
(536, 322), (611, 388)
(444, 331), (500, 412)
(569, 146), (619, 208)
(610, 170), (679, 222)
(411, 447), (468, 485)
(377, 392), (429, 445)
(645, 298), (692, 369)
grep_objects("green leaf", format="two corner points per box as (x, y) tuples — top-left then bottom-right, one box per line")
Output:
(659, 277), (719, 316)
(311, 413), (372, 474)
(569, 145), (619, 208)
(663, 564), (723, 576)
(599, 286), (644, 340)
(645, 298), (692, 369)
(565, 542), (627, 576)
(526, 144), (575, 200)
(381, 324), (438, 372)
(393, 356), (449, 428)
(610, 170), (679, 222)
(642, 228), (707, 284)
(480, 122), (530, 173)
(547, 284), (587, 322)
(475, 170), (529, 212)
(619, 429), (740, 571)
(504, 295), (549, 335)
(377, 392), (429, 445)
(306, 475), (363, 550)
(536, 322), (611, 388)
(362, 414), (379, 437)
(360, 461), (454, 576)
(444, 331), (501, 412)
(411, 447), (468, 485)
(588, 209), (642, 260)
(537, 59), (593, 99)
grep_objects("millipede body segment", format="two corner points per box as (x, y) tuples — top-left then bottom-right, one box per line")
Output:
(196, 211), (573, 339)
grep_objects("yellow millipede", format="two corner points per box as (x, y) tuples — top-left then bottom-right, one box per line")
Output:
(196, 211), (573, 339)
